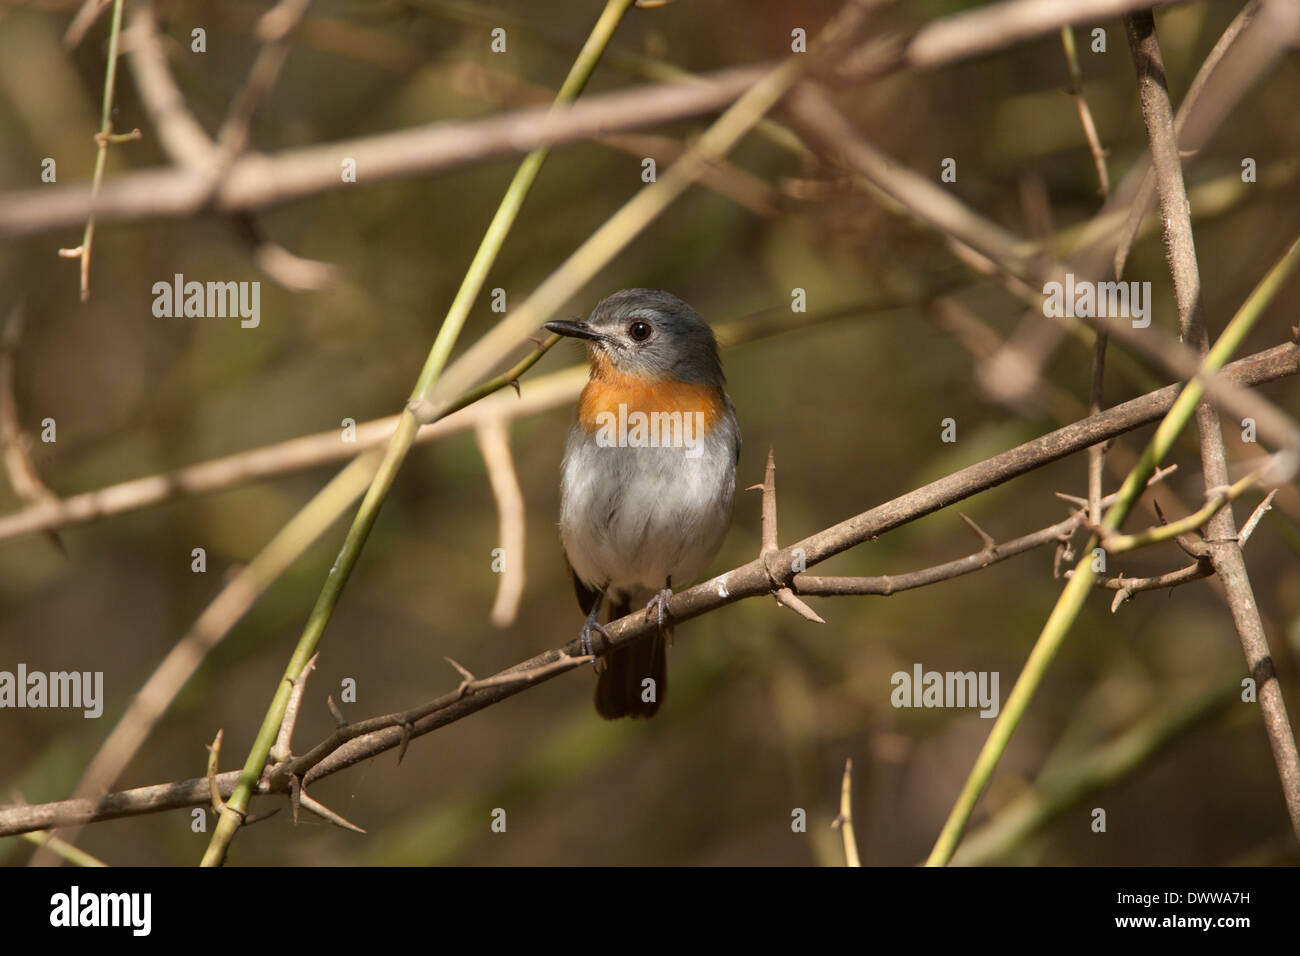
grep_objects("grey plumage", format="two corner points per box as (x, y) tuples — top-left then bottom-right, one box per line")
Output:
(548, 290), (741, 719)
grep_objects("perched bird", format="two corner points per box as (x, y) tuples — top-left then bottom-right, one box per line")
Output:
(546, 290), (740, 718)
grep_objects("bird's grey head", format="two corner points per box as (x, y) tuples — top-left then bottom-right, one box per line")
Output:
(544, 289), (724, 385)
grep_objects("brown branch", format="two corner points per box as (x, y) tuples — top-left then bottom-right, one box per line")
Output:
(205, 729), (226, 815)
(963, 1), (1298, 407)
(1059, 26), (1110, 201)
(792, 514), (1070, 596)
(0, 298), (935, 545)
(1238, 490), (1277, 547)
(476, 417), (527, 628)
(122, 0), (216, 168)
(928, 293), (1244, 630)
(270, 653), (318, 764)
(3, 0), (1229, 242)
(215, 0), (315, 159)
(1088, 331), (1108, 525)
(295, 790), (365, 834)
(3, 347), (1298, 837)
(0, 341), (1293, 550)
(832, 758), (861, 867)
(0, 305), (58, 510)
(0, 365), (583, 545)
(64, 0), (112, 49)
(897, 0), (1188, 74)
(784, 82), (1300, 468)
(0, 64), (772, 239)
(752, 447), (824, 623)
(1125, 12), (1199, 326)
(793, 467), (1173, 597)
(1111, 1), (1260, 278)
(123, 1), (339, 291)
(1095, 559), (1213, 612)
(229, 213), (341, 291)
(1126, 9), (1300, 842)
(447, 60), (781, 217)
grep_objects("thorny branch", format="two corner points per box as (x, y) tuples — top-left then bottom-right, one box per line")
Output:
(0, 0), (1222, 242)
(3, 0), (1297, 862)
(3, 348), (1297, 837)
(1125, 8), (1300, 840)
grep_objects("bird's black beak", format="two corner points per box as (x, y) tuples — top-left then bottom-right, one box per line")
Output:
(544, 320), (608, 344)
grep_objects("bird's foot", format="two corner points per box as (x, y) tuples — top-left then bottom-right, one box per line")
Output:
(644, 588), (674, 633)
(580, 616), (610, 665)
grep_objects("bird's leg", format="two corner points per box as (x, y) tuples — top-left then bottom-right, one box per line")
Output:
(580, 590), (610, 664)
(644, 577), (674, 642)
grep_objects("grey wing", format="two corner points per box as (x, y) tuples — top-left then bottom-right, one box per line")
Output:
(724, 392), (741, 465)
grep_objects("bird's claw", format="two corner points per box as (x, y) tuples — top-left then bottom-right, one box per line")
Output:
(644, 588), (673, 632)
(580, 619), (610, 664)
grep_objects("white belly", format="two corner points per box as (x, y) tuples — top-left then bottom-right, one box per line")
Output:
(558, 422), (737, 602)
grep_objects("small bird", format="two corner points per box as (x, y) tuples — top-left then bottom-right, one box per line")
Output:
(546, 290), (740, 719)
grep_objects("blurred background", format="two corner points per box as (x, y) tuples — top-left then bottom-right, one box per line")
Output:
(1, 0), (1298, 865)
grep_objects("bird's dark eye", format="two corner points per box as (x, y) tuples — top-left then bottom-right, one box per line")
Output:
(628, 321), (652, 342)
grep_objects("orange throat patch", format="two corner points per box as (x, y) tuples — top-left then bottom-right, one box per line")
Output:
(576, 357), (727, 440)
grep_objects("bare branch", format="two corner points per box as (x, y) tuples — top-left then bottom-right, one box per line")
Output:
(986, 0), (1300, 397)
(754, 447), (825, 623)
(7, 347), (1299, 836)
(1238, 490), (1277, 547)
(0, 65), (771, 239)
(122, 3), (340, 290)
(296, 791), (366, 834)
(122, 0), (216, 169)
(215, 0), (316, 159)
(793, 468), (1175, 598)
(0, 305), (58, 513)
(0, 299), (923, 545)
(1112, 1), (1261, 277)
(1094, 560), (1213, 612)
(900, 0), (1187, 73)
(8, 0), (1246, 245)
(785, 82), (1300, 472)
(64, 0), (113, 49)
(832, 758), (861, 867)
(1126, 9), (1300, 841)
(206, 729), (226, 816)
(1101, 471), (1262, 553)
(476, 417), (526, 628)
(1059, 25), (1110, 200)
(271, 653), (319, 764)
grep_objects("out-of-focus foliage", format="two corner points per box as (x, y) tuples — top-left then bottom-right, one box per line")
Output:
(0, 0), (1297, 865)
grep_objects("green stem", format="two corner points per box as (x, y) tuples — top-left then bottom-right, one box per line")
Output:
(410, 0), (636, 399)
(925, 233), (1300, 867)
(1104, 471), (1258, 552)
(955, 679), (1238, 865)
(199, 0), (636, 868)
(77, 0), (128, 301)
(20, 830), (107, 867)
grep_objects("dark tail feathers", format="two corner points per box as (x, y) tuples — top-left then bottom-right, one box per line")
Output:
(595, 600), (666, 719)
